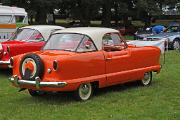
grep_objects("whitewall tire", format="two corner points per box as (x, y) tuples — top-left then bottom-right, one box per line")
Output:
(74, 83), (93, 101)
(140, 72), (152, 86)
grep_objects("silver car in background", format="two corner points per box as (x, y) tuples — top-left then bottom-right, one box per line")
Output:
(144, 24), (180, 50)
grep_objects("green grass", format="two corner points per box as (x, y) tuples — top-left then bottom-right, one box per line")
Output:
(123, 35), (135, 40)
(0, 51), (180, 120)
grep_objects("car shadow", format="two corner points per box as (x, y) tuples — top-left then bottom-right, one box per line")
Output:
(17, 81), (144, 105)
(0, 69), (12, 77)
(17, 91), (77, 105)
(94, 81), (140, 96)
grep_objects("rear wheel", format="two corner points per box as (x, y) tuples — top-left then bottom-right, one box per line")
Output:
(74, 83), (93, 101)
(173, 39), (180, 51)
(139, 72), (152, 86)
(28, 89), (46, 97)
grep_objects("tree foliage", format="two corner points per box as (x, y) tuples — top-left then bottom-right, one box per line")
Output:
(1, 0), (180, 26)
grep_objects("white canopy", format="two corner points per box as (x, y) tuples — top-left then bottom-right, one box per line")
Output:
(54, 27), (119, 50)
(22, 25), (65, 41)
(0, 5), (27, 16)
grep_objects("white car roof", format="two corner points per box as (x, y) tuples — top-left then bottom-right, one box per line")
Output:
(0, 5), (27, 15)
(21, 25), (65, 41)
(54, 27), (119, 50)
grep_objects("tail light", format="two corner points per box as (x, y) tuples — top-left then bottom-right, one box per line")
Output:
(7, 46), (10, 53)
(53, 60), (58, 71)
(0, 49), (3, 58)
(9, 57), (14, 68)
(0, 44), (3, 59)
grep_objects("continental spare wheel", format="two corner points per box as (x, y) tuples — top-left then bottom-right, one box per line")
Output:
(19, 54), (44, 80)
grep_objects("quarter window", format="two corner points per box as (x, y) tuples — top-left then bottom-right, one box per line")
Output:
(77, 36), (97, 52)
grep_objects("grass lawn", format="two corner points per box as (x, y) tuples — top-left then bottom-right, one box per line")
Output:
(123, 35), (135, 40)
(0, 51), (180, 120)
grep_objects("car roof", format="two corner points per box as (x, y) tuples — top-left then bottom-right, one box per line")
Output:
(0, 5), (27, 15)
(54, 27), (119, 50)
(21, 25), (65, 41)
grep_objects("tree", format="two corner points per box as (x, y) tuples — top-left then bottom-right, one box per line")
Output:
(4, 0), (60, 24)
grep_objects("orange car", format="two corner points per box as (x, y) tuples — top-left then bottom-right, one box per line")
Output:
(9, 27), (161, 101)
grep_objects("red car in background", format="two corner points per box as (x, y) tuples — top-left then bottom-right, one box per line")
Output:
(118, 25), (137, 36)
(0, 25), (64, 68)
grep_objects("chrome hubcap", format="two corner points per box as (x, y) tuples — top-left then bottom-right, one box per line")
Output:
(22, 58), (37, 79)
(174, 41), (180, 50)
(142, 72), (151, 85)
(79, 83), (92, 100)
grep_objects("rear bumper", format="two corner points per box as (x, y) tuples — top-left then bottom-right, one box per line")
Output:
(0, 60), (11, 68)
(9, 75), (67, 89)
(0, 60), (10, 65)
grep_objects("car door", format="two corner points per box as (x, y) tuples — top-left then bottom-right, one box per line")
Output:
(103, 33), (133, 86)
(60, 35), (106, 87)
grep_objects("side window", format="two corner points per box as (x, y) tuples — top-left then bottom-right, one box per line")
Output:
(103, 33), (126, 51)
(0, 15), (12, 23)
(15, 16), (25, 23)
(77, 36), (97, 52)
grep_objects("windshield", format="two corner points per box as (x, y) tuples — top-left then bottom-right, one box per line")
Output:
(0, 15), (12, 23)
(10, 28), (44, 41)
(43, 33), (85, 51)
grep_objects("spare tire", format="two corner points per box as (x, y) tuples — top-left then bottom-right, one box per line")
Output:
(19, 54), (44, 80)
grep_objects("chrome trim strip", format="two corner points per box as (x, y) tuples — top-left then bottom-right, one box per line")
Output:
(9, 76), (67, 89)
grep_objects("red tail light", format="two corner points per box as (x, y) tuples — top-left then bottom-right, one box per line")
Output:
(53, 60), (58, 71)
(0, 49), (3, 59)
(10, 57), (14, 68)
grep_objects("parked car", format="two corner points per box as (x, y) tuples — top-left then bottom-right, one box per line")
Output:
(0, 25), (65, 68)
(143, 24), (180, 50)
(0, 5), (29, 41)
(134, 26), (154, 40)
(9, 27), (161, 101)
(117, 25), (137, 36)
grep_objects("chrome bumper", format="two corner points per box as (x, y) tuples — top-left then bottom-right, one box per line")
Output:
(0, 60), (10, 65)
(9, 75), (67, 89)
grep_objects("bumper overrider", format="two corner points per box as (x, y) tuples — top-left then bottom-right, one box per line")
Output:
(9, 75), (67, 89)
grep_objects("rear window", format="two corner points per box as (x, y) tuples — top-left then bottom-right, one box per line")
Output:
(10, 28), (44, 41)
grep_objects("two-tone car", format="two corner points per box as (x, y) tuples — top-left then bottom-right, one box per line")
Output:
(0, 25), (64, 68)
(9, 27), (161, 101)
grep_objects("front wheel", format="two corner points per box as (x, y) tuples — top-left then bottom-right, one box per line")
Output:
(139, 72), (152, 86)
(74, 83), (93, 101)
